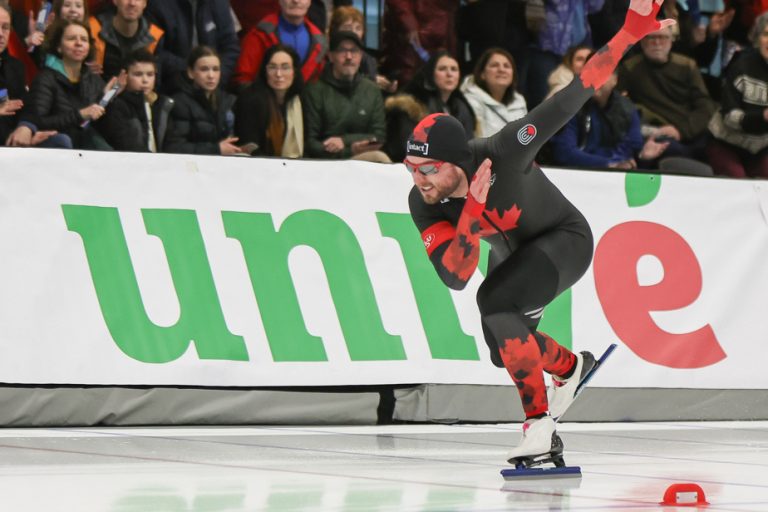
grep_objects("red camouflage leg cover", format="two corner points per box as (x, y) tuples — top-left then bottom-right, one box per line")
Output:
(499, 333), (576, 418)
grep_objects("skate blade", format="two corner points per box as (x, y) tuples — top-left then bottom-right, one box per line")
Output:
(501, 466), (581, 481)
(553, 343), (618, 423)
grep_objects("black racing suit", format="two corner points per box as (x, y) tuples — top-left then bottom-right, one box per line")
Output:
(408, 0), (664, 419)
(409, 81), (596, 418)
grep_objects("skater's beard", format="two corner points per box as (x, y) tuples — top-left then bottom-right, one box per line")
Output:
(418, 167), (463, 204)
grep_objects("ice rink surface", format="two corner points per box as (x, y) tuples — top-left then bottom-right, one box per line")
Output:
(0, 421), (766, 511)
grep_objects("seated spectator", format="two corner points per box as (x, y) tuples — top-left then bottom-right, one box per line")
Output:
(0, 1), (26, 143)
(550, 71), (668, 169)
(706, 12), (768, 177)
(383, 50), (475, 162)
(22, 18), (114, 149)
(329, 5), (396, 93)
(145, 0), (239, 94)
(545, 44), (592, 100)
(164, 45), (242, 155)
(302, 30), (387, 161)
(618, 25), (717, 163)
(234, 44), (304, 158)
(87, 0), (164, 81)
(460, 47), (527, 138)
(233, 0), (326, 88)
(98, 49), (172, 152)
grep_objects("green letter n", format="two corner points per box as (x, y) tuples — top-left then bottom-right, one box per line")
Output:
(223, 210), (405, 362)
(62, 205), (248, 363)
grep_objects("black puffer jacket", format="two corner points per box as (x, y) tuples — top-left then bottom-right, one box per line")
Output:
(24, 64), (105, 144)
(0, 51), (27, 144)
(98, 91), (175, 152)
(165, 81), (236, 154)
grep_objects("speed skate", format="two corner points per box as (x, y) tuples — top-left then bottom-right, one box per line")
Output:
(501, 344), (618, 481)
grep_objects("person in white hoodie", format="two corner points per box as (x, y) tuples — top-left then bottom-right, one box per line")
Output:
(460, 47), (527, 137)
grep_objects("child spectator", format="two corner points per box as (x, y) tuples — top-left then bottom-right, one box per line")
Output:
(98, 48), (172, 152)
(164, 45), (242, 156)
(460, 47), (527, 137)
(234, 44), (304, 158)
(53, 0), (88, 22)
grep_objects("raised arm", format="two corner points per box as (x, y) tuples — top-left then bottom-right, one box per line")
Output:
(487, 0), (675, 165)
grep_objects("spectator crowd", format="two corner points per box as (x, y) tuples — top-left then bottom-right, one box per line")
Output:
(0, 0), (766, 177)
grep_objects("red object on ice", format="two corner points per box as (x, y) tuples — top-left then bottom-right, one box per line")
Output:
(660, 483), (709, 507)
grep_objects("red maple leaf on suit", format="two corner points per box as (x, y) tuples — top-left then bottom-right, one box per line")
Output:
(480, 204), (523, 234)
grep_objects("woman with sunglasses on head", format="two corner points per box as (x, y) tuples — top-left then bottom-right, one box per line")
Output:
(404, 0), (674, 468)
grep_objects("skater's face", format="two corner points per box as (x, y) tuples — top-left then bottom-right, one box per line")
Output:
(481, 53), (514, 91)
(641, 28), (673, 64)
(433, 56), (460, 96)
(126, 62), (156, 95)
(405, 156), (464, 205)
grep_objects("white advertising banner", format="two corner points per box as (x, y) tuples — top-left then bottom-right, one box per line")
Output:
(0, 148), (766, 389)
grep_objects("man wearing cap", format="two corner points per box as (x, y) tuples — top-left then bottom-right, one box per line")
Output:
(303, 30), (387, 161)
(405, 0), (674, 465)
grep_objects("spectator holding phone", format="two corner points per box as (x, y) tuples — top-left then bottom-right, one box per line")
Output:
(234, 44), (304, 158)
(164, 45), (241, 155)
(618, 24), (717, 164)
(303, 30), (388, 161)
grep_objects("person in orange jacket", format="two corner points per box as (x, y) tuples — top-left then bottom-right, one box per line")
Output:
(88, 0), (163, 81)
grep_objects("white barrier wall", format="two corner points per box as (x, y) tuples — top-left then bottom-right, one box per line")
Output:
(1, 148), (766, 389)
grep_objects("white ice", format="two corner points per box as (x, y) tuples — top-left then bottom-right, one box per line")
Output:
(0, 421), (766, 511)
